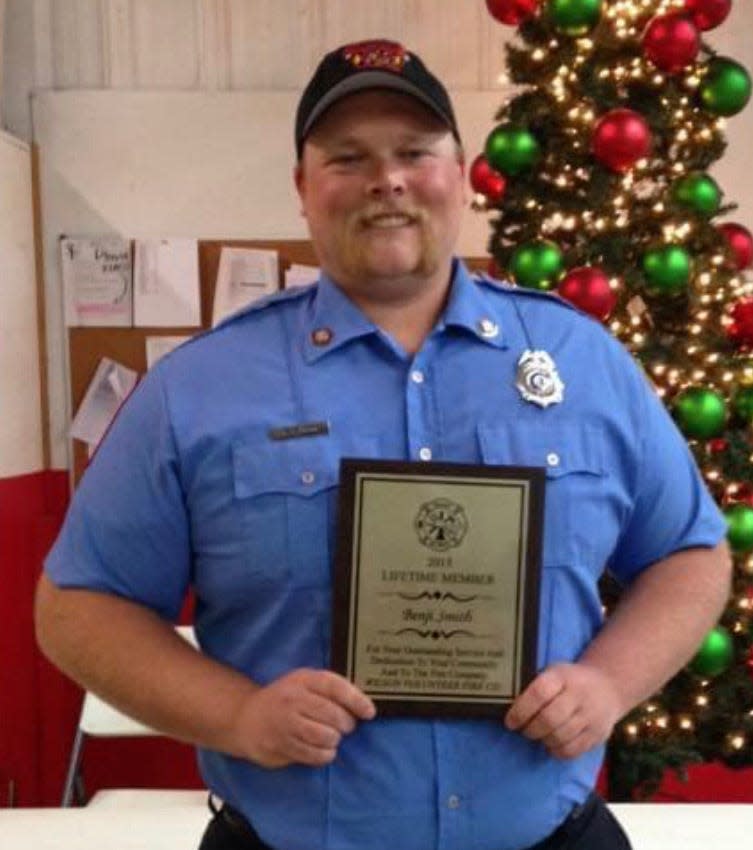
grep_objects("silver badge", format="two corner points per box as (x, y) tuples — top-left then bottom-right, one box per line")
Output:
(516, 350), (564, 408)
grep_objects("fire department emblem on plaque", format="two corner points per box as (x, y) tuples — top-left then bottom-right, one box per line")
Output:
(414, 498), (469, 552)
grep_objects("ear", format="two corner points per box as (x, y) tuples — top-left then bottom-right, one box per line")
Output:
(457, 150), (469, 205)
(456, 145), (466, 178)
(293, 162), (307, 217)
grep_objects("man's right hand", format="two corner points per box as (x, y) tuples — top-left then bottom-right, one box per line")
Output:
(239, 669), (377, 768)
(35, 580), (376, 771)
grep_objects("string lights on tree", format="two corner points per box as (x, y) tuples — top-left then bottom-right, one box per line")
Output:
(479, 0), (753, 799)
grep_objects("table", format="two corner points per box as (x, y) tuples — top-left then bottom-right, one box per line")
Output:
(1, 798), (752, 849)
(0, 795), (209, 850)
(612, 803), (753, 849)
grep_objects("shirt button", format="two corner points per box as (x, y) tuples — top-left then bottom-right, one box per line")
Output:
(301, 470), (315, 485)
(411, 370), (425, 384)
(419, 447), (433, 461)
(447, 794), (461, 809)
(546, 452), (560, 467)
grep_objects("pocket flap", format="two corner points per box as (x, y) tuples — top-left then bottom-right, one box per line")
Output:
(233, 431), (380, 498)
(477, 421), (603, 479)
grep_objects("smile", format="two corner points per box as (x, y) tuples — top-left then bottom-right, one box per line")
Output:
(363, 214), (416, 229)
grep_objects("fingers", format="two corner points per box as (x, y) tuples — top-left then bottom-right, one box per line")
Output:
(301, 692), (358, 736)
(287, 714), (342, 766)
(547, 729), (595, 760)
(245, 669), (376, 769)
(505, 667), (566, 732)
(504, 663), (620, 760)
(307, 670), (377, 721)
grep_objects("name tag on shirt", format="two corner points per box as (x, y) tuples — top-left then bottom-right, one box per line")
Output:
(268, 421), (330, 441)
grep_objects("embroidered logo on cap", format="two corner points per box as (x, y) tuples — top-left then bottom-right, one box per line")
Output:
(342, 40), (409, 73)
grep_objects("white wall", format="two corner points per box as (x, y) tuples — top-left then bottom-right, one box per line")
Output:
(0, 130), (43, 477)
(3, 0), (512, 141)
(0, 0), (6, 114)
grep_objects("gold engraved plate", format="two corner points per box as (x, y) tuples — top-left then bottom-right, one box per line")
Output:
(331, 459), (545, 718)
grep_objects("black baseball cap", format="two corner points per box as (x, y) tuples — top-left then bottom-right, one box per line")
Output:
(295, 39), (461, 159)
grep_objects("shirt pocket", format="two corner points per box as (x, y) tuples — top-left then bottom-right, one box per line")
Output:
(232, 432), (380, 588)
(478, 421), (607, 669)
(477, 421), (605, 568)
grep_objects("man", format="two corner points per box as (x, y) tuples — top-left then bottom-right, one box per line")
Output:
(37, 40), (730, 850)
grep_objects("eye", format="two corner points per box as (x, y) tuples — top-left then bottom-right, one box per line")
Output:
(329, 152), (364, 166)
(399, 148), (430, 161)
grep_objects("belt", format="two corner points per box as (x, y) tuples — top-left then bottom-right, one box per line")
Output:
(212, 798), (272, 849)
(216, 792), (600, 850)
(525, 792), (599, 850)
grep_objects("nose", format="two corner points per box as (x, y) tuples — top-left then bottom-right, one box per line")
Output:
(366, 158), (405, 198)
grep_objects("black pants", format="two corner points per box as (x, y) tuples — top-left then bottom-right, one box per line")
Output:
(197, 792), (633, 850)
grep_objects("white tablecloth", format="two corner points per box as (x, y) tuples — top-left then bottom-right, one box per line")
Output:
(1, 798), (752, 849)
(0, 797), (209, 849)
(612, 803), (753, 849)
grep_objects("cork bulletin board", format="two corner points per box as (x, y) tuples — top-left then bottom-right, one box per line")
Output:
(68, 239), (488, 485)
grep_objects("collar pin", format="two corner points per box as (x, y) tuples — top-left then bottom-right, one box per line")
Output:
(478, 318), (499, 339)
(311, 327), (333, 346)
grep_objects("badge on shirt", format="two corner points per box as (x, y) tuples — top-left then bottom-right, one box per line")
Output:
(516, 350), (564, 408)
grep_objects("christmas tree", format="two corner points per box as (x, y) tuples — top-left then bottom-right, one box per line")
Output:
(478, 0), (753, 800)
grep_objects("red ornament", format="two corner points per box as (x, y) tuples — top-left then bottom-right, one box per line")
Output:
(727, 297), (753, 348)
(469, 154), (507, 202)
(643, 13), (700, 74)
(726, 482), (753, 506)
(592, 109), (652, 173)
(708, 437), (729, 454)
(719, 223), (753, 271)
(746, 646), (753, 682)
(557, 266), (617, 321)
(684, 0), (731, 31)
(485, 0), (539, 26)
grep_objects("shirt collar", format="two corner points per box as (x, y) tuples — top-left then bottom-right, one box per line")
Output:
(304, 272), (379, 362)
(303, 260), (507, 363)
(440, 260), (507, 350)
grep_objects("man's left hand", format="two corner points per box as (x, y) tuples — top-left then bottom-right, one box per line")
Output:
(504, 662), (623, 759)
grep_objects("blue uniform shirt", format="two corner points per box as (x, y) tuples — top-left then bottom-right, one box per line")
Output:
(46, 259), (725, 850)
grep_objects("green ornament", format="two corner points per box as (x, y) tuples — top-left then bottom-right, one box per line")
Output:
(546, 0), (602, 35)
(485, 125), (541, 176)
(673, 387), (726, 439)
(700, 58), (752, 117)
(510, 240), (564, 290)
(642, 244), (692, 296)
(724, 502), (753, 552)
(732, 387), (753, 423)
(671, 172), (721, 218)
(689, 626), (734, 678)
